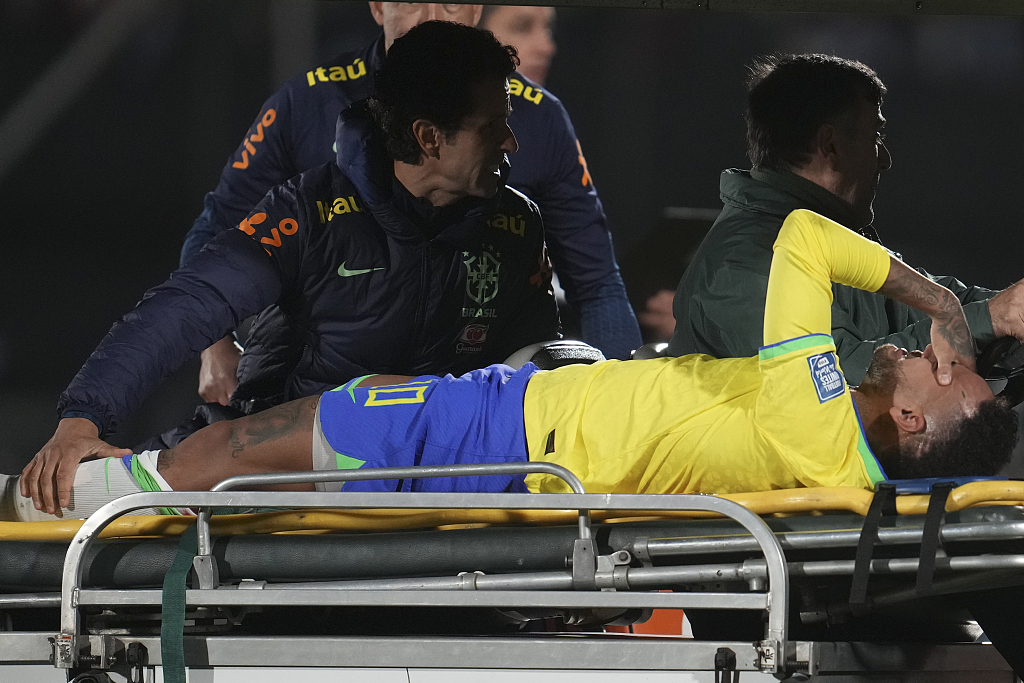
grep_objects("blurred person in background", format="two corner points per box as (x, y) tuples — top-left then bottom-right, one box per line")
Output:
(186, 2), (639, 410)
(479, 5), (557, 86)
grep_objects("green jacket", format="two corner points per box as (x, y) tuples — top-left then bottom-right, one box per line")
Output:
(668, 168), (996, 384)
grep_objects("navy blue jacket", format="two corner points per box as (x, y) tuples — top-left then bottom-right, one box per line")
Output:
(181, 34), (639, 359)
(60, 104), (558, 436)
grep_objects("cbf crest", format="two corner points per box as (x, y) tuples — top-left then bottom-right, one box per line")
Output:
(463, 248), (501, 305)
(807, 352), (845, 403)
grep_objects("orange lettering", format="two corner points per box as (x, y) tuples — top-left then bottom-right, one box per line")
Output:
(243, 139), (256, 155)
(261, 228), (282, 247)
(262, 109), (276, 127)
(575, 140), (592, 187)
(238, 212), (267, 235)
(232, 150), (249, 169)
(250, 122), (265, 142)
(279, 218), (298, 235)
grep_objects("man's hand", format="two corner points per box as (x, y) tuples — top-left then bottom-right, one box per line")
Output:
(987, 278), (1024, 343)
(22, 418), (132, 515)
(199, 336), (241, 405)
(637, 289), (677, 342)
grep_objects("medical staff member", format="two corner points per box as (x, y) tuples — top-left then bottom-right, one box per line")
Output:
(670, 53), (1024, 385)
(189, 2), (640, 408)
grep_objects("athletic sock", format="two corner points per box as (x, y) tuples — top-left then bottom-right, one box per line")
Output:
(0, 454), (168, 522)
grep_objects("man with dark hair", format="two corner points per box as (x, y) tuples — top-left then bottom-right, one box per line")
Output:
(670, 53), (1024, 385)
(14, 209), (1017, 518)
(26, 21), (558, 506)
(189, 2), (639, 409)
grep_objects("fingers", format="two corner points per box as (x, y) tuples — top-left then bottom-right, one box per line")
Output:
(936, 360), (954, 386)
(22, 419), (105, 515)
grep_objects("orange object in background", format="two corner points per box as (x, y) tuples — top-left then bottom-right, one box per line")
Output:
(606, 609), (689, 636)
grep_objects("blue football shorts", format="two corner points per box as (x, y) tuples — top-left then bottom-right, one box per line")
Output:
(313, 363), (539, 493)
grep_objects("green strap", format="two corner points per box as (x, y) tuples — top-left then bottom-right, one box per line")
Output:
(161, 522), (198, 683)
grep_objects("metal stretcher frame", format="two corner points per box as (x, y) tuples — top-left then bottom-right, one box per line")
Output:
(2, 472), (1023, 678)
(52, 463), (792, 675)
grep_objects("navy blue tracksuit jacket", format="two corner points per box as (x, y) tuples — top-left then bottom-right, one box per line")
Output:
(182, 34), (640, 359)
(59, 104), (558, 436)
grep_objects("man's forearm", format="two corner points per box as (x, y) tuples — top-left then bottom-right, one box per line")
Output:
(877, 256), (974, 360)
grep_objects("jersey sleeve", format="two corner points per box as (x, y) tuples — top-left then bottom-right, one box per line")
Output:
(180, 89), (298, 266)
(763, 209), (891, 347)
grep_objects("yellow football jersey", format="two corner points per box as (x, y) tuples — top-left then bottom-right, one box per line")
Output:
(523, 209), (891, 495)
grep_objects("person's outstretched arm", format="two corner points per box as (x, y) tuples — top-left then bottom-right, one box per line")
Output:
(766, 209), (974, 378)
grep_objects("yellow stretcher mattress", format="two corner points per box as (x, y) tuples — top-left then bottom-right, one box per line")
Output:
(2, 481), (1023, 541)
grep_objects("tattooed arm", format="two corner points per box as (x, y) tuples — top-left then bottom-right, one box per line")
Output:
(877, 256), (975, 383)
(156, 394), (321, 492)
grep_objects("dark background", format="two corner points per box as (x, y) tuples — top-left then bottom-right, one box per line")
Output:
(2, 1), (1023, 473)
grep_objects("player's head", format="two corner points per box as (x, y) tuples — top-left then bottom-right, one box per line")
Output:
(746, 54), (890, 226)
(369, 2), (483, 49)
(480, 5), (556, 85)
(368, 21), (519, 200)
(859, 344), (1018, 478)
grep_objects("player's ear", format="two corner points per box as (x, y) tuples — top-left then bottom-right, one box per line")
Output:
(888, 405), (926, 435)
(412, 119), (443, 160)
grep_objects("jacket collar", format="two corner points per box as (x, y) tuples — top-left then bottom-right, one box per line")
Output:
(721, 167), (863, 230)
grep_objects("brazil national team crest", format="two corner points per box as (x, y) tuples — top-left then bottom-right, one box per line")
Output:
(464, 248), (501, 305)
(808, 352), (845, 403)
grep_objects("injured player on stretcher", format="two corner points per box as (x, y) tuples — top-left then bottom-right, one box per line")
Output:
(5, 209), (1018, 520)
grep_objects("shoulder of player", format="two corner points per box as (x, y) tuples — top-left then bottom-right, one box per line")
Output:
(508, 74), (563, 114)
(484, 187), (542, 241)
(279, 47), (375, 103)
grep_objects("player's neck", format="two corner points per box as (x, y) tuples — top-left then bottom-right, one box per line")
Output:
(851, 388), (899, 453)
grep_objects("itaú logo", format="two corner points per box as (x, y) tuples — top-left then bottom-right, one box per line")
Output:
(305, 59), (367, 86)
(509, 78), (543, 105)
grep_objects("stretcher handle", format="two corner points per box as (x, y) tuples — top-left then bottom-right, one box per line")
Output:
(195, 462), (592, 557)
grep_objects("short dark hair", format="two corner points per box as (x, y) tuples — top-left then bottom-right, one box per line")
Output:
(745, 53), (887, 171)
(368, 21), (519, 165)
(879, 397), (1019, 480)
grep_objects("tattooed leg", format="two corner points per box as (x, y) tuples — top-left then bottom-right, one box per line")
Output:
(157, 395), (322, 492)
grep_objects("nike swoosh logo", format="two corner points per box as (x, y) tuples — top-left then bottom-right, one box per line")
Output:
(338, 261), (385, 277)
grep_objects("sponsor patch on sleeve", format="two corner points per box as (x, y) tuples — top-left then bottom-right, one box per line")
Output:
(807, 352), (846, 403)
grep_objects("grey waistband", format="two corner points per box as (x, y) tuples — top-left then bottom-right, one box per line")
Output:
(311, 400), (343, 493)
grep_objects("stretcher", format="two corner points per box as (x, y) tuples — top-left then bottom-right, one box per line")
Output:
(1, 463), (1023, 682)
